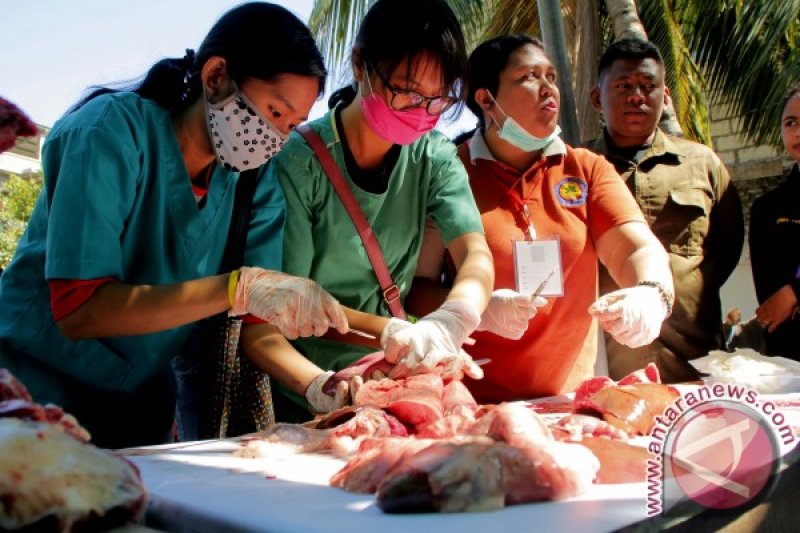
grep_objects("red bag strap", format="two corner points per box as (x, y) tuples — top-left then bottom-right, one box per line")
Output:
(297, 124), (406, 320)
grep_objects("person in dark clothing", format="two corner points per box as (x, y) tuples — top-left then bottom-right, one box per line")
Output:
(750, 84), (800, 360)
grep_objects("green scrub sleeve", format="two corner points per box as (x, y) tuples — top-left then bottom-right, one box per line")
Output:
(242, 163), (287, 271)
(272, 138), (319, 279)
(42, 122), (139, 281)
(424, 133), (484, 244)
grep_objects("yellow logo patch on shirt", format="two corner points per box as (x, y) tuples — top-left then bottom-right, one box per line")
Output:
(554, 177), (588, 207)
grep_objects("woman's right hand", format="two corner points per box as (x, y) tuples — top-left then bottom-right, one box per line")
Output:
(230, 267), (348, 339)
(477, 289), (548, 339)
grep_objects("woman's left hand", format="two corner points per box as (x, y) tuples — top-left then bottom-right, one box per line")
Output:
(756, 285), (798, 333)
(589, 286), (668, 347)
(304, 371), (363, 414)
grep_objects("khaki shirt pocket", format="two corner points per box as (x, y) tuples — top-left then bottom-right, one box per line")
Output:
(654, 185), (712, 256)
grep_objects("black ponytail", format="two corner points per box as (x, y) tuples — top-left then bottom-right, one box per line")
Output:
(71, 3), (326, 115)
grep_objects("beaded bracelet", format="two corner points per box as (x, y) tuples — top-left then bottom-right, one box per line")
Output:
(637, 280), (674, 317)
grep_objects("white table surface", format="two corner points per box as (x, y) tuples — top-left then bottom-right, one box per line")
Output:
(126, 439), (650, 533)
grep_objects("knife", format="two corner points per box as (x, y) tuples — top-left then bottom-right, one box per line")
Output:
(532, 268), (557, 298)
(349, 328), (377, 340)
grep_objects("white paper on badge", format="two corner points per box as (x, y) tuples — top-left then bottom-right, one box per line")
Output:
(513, 238), (564, 296)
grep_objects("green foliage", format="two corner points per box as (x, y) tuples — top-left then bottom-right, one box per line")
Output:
(0, 172), (43, 269)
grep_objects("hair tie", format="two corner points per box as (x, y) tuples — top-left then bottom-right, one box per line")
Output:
(180, 49), (198, 103)
(182, 48), (196, 74)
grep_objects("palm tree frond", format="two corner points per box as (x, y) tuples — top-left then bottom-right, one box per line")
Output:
(675, 0), (800, 147)
(309, 0), (374, 84)
(639, 0), (711, 145)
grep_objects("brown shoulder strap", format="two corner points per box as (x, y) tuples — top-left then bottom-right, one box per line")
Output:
(296, 124), (406, 319)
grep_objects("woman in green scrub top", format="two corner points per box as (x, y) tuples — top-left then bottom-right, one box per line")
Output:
(245, 0), (494, 422)
(0, 3), (348, 448)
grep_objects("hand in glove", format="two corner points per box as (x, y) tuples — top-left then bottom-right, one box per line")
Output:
(304, 371), (363, 414)
(588, 285), (669, 348)
(381, 300), (482, 379)
(230, 267), (348, 340)
(476, 289), (548, 339)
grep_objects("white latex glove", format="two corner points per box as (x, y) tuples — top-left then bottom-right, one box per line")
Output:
(476, 289), (548, 340)
(304, 371), (360, 414)
(381, 301), (482, 378)
(588, 286), (668, 348)
(230, 267), (348, 340)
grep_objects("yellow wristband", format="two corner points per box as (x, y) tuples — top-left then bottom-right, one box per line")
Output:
(228, 270), (240, 308)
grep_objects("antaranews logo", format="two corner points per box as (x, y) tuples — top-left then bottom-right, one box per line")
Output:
(645, 383), (796, 516)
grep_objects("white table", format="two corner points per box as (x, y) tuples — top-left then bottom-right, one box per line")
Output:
(125, 438), (651, 533)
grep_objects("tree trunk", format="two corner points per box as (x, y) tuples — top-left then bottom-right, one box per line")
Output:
(537, 0), (581, 145)
(604, 0), (682, 136)
(566, 0), (602, 142)
(604, 0), (647, 40)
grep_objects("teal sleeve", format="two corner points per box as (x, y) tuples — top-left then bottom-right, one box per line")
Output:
(243, 163), (287, 271)
(273, 135), (320, 278)
(42, 120), (139, 280)
(425, 133), (484, 244)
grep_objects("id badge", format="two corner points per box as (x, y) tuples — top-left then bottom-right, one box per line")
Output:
(512, 238), (564, 296)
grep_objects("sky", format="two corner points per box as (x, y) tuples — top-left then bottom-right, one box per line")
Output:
(0, 0), (475, 135)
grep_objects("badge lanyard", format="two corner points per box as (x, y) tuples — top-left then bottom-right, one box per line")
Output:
(495, 167), (564, 297)
(508, 172), (540, 241)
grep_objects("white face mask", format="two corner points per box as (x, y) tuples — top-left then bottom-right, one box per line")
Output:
(489, 93), (561, 153)
(205, 83), (287, 172)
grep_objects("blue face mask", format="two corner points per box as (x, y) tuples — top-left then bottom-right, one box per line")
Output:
(489, 95), (561, 152)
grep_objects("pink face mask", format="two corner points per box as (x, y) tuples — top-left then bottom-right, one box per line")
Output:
(360, 72), (440, 145)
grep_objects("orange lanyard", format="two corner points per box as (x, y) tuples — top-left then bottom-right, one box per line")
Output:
(508, 169), (543, 240)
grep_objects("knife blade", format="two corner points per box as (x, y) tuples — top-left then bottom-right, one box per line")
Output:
(532, 268), (557, 298)
(349, 328), (377, 340)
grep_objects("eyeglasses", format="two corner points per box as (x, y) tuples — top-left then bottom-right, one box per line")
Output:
(368, 64), (456, 116)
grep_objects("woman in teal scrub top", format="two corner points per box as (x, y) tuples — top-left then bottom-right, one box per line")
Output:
(0, 3), (347, 448)
(244, 0), (494, 422)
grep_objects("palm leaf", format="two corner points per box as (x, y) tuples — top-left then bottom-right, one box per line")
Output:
(674, 0), (800, 147)
(308, 0), (375, 85)
(483, 0), (540, 40)
(639, 0), (712, 145)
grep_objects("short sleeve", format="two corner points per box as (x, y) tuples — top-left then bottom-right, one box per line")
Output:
(42, 114), (140, 281)
(243, 162), (287, 271)
(584, 152), (645, 243)
(425, 133), (484, 243)
(273, 134), (320, 278)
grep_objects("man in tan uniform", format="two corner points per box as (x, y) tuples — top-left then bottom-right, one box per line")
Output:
(585, 38), (744, 383)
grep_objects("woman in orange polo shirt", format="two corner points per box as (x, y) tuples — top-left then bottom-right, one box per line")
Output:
(408, 35), (673, 402)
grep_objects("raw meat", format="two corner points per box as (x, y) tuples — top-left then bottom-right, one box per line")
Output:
(577, 383), (679, 435)
(0, 418), (146, 531)
(353, 374), (445, 428)
(578, 436), (649, 484)
(237, 405), (406, 457)
(375, 436), (599, 513)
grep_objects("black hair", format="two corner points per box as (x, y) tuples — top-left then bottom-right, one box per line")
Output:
(72, 2), (327, 115)
(464, 34), (545, 129)
(597, 38), (664, 79)
(452, 128), (475, 146)
(327, 0), (468, 110)
(783, 82), (800, 113)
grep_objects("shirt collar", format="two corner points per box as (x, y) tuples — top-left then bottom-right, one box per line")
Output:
(468, 128), (567, 164)
(596, 128), (685, 163)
